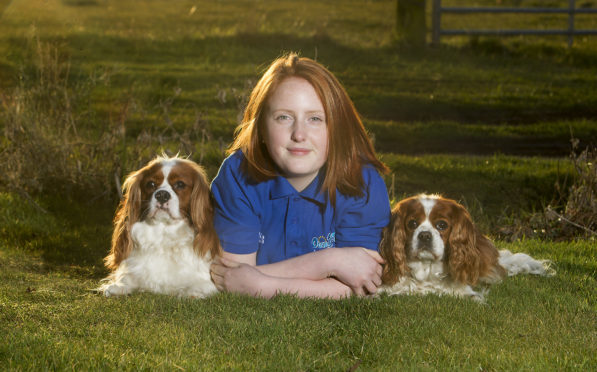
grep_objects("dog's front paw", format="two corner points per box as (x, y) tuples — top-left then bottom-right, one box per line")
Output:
(100, 282), (132, 297)
(185, 281), (219, 298)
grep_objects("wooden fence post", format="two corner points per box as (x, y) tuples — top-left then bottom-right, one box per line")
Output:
(568, 0), (576, 47)
(396, 0), (427, 45)
(432, 0), (441, 45)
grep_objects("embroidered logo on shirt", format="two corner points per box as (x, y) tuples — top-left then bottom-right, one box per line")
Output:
(258, 232), (265, 245)
(311, 232), (335, 250)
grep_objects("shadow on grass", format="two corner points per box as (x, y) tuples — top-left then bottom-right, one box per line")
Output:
(359, 93), (597, 127)
(371, 121), (586, 157)
(0, 193), (115, 278)
(45, 197), (115, 278)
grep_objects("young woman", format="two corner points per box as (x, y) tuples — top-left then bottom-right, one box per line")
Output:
(210, 53), (390, 299)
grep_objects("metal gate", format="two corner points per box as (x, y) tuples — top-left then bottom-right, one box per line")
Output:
(432, 0), (597, 46)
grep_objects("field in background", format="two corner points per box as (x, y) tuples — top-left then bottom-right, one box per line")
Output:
(1, 1), (596, 209)
(1, 0), (596, 158)
(0, 0), (596, 370)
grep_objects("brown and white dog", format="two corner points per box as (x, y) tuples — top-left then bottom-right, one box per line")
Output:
(98, 155), (220, 297)
(379, 194), (554, 301)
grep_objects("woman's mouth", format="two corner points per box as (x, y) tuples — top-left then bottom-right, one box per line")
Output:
(288, 148), (310, 156)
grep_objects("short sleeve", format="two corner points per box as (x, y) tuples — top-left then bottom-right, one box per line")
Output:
(211, 153), (261, 254)
(334, 166), (390, 251)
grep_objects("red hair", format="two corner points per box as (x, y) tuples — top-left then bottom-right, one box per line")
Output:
(228, 53), (388, 204)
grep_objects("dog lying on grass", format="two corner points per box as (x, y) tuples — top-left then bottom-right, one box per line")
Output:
(98, 155), (220, 298)
(379, 194), (555, 301)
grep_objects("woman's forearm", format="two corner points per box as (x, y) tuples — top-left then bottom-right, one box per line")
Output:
(257, 248), (336, 280)
(211, 256), (352, 299)
(253, 275), (352, 299)
(216, 248), (383, 297)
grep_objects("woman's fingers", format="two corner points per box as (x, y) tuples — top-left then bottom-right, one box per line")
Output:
(362, 248), (385, 264)
(210, 263), (225, 289)
(373, 275), (382, 287)
(210, 262), (226, 276)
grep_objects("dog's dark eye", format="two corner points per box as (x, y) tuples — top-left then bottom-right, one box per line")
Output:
(436, 220), (448, 231)
(173, 181), (186, 190)
(146, 181), (156, 190)
(407, 219), (418, 229)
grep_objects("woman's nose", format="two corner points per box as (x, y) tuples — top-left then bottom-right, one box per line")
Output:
(291, 121), (306, 142)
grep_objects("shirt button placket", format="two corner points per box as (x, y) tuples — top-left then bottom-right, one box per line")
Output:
(288, 196), (301, 254)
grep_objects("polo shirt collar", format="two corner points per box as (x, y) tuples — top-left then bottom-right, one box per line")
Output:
(269, 172), (327, 205)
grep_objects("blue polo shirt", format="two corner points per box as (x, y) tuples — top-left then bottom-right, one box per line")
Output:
(211, 151), (390, 265)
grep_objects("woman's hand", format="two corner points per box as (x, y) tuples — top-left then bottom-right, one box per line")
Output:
(210, 256), (269, 297)
(325, 247), (385, 296)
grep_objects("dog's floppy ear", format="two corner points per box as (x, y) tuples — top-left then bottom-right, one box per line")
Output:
(447, 203), (481, 285)
(380, 204), (409, 285)
(189, 164), (221, 259)
(105, 170), (143, 270)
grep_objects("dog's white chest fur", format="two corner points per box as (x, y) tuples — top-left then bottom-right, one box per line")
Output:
(380, 260), (484, 300)
(409, 261), (446, 282)
(132, 218), (194, 258)
(100, 220), (216, 297)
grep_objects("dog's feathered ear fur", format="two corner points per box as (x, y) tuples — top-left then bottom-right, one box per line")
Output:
(380, 204), (409, 285)
(105, 169), (143, 271)
(189, 163), (222, 259)
(447, 204), (480, 284)
(447, 203), (504, 285)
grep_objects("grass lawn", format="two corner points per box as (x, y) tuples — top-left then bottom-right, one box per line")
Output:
(1, 210), (595, 370)
(1, 0), (596, 370)
(1, 159), (594, 370)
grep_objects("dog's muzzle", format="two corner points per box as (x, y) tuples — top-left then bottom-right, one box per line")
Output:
(417, 231), (433, 250)
(154, 190), (171, 205)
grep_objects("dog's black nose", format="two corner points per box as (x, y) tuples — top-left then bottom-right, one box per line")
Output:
(155, 190), (171, 204)
(418, 231), (432, 243)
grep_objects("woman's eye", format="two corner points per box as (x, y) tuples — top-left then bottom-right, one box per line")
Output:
(275, 114), (292, 121)
(436, 220), (448, 231)
(310, 116), (324, 122)
(407, 219), (418, 229)
(174, 181), (186, 190)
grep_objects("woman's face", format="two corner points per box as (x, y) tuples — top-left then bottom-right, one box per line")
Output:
(263, 77), (328, 192)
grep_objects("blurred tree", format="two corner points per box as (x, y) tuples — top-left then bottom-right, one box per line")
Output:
(396, 0), (427, 45)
